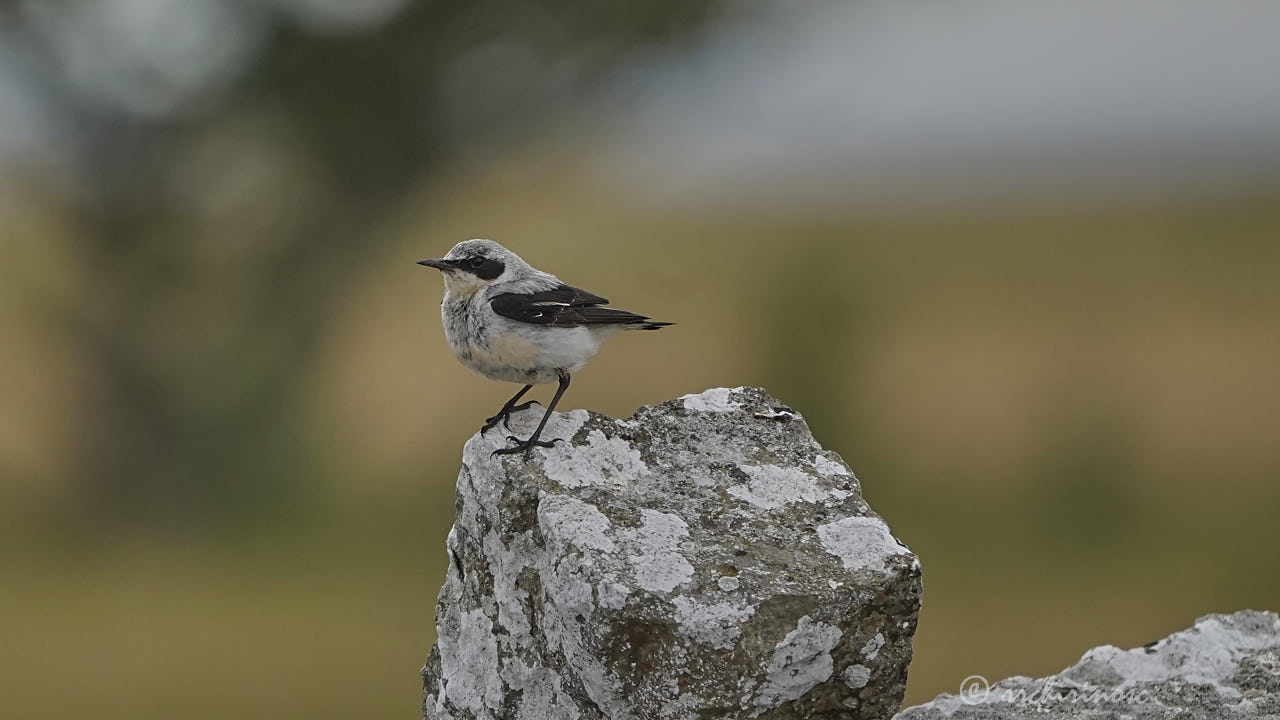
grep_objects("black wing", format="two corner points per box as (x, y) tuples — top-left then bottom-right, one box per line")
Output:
(490, 284), (660, 329)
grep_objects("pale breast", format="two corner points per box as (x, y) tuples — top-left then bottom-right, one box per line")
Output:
(439, 294), (605, 384)
(467, 331), (541, 372)
(441, 297), (545, 383)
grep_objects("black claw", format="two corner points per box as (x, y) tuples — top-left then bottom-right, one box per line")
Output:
(501, 400), (540, 430)
(481, 399), (541, 435)
(491, 436), (563, 458)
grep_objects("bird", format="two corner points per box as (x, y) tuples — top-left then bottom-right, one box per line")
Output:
(418, 239), (672, 458)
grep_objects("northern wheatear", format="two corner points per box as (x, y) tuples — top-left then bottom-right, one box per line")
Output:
(418, 239), (672, 457)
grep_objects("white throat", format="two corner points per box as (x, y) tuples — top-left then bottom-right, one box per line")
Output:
(442, 272), (488, 298)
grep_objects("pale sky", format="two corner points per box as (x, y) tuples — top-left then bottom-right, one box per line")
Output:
(597, 0), (1280, 207)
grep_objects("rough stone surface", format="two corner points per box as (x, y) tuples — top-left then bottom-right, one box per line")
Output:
(422, 386), (921, 720)
(896, 610), (1280, 720)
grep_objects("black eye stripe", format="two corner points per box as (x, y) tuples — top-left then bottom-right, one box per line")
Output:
(474, 258), (504, 280)
(449, 255), (504, 280)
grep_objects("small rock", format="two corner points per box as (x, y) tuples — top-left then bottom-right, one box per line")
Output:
(896, 610), (1280, 720)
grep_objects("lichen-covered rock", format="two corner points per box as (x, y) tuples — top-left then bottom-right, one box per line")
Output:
(896, 610), (1280, 720)
(422, 387), (921, 720)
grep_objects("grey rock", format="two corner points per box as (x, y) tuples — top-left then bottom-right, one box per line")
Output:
(422, 386), (922, 720)
(896, 609), (1280, 720)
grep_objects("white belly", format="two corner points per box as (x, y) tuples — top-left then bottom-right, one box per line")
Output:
(441, 299), (606, 384)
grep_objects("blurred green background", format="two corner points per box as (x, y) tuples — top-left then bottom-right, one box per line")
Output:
(2, 2), (1278, 718)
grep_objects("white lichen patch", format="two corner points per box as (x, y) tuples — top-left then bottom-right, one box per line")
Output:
(482, 530), (534, 638)
(439, 609), (504, 715)
(680, 387), (740, 413)
(673, 596), (756, 650)
(817, 516), (909, 572)
(844, 664), (871, 689)
(537, 494), (616, 553)
(596, 580), (631, 610)
(541, 428), (649, 489)
(717, 576), (740, 592)
(728, 464), (844, 510)
(625, 509), (695, 593)
(511, 407), (590, 440)
(753, 616), (844, 712)
(500, 660), (582, 720)
(861, 633), (885, 660)
(812, 455), (850, 478)
(662, 691), (703, 720)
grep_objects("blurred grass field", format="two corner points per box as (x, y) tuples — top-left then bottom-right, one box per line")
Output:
(3, 162), (1279, 716)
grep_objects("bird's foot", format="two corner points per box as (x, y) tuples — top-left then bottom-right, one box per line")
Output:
(492, 435), (563, 459)
(480, 401), (540, 435)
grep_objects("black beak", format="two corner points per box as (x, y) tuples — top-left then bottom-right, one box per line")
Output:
(417, 258), (454, 271)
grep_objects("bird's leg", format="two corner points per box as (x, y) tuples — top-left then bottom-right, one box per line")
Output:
(481, 384), (538, 435)
(493, 371), (570, 459)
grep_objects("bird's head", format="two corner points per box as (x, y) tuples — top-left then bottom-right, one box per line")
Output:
(418, 239), (517, 296)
